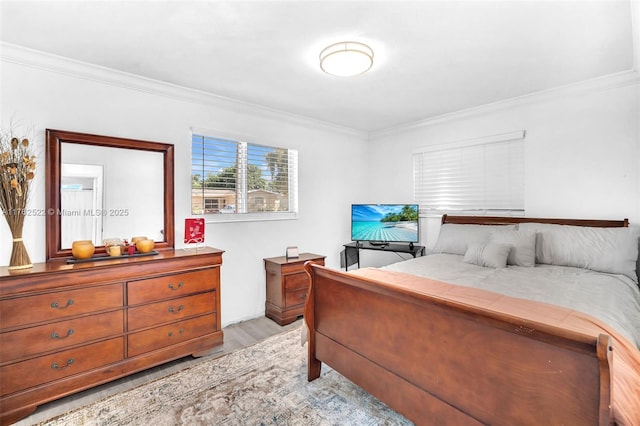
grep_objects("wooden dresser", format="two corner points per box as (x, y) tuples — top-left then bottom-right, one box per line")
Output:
(0, 247), (223, 425)
(264, 253), (325, 325)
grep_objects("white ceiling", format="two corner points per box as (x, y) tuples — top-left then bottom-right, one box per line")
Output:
(0, 1), (636, 132)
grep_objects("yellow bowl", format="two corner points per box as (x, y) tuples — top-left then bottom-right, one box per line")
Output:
(71, 240), (95, 259)
(136, 239), (155, 253)
(131, 236), (147, 244)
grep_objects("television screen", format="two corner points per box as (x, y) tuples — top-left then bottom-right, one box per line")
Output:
(351, 204), (419, 243)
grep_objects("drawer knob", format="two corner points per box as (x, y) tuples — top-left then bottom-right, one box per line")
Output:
(167, 328), (185, 337)
(168, 305), (184, 314)
(51, 358), (74, 370)
(168, 282), (184, 291)
(51, 329), (75, 339)
(50, 299), (74, 309)
(300, 292), (307, 300)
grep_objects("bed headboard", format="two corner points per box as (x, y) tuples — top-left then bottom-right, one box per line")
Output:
(441, 214), (629, 228)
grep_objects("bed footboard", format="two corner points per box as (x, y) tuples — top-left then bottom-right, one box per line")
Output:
(304, 263), (613, 425)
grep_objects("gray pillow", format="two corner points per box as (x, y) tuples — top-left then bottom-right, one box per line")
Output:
(463, 243), (511, 269)
(518, 223), (640, 282)
(489, 230), (536, 267)
(433, 223), (517, 255)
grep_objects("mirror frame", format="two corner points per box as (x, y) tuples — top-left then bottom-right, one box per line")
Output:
(46, 129), (175, 260)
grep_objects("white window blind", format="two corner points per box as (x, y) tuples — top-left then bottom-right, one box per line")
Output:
(191, 134), (298, 219)
(413, 131), (525, 213)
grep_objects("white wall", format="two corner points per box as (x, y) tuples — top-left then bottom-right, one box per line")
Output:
(0, 46), (368, 326)
(365, 73), (640, 263)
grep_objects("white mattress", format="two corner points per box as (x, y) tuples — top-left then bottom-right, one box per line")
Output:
(383, 253), (640, 348)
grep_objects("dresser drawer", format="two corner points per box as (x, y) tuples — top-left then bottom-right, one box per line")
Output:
(285, 287), (308, 307)
(0, 337), (124, 396)
(127, 314), (217, 357)
(0, 310), (124, 362)
(128, 292), (216, 331)
(0, 284), (124, 329)
(284, 272), (309, 291)
(279, 258), (325, 275)
(128, 269), (218, 305)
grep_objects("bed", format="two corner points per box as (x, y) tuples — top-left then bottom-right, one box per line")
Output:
(303, 215), (640, 425)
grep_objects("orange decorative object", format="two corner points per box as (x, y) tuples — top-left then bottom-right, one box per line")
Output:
(71, 240), (95, 259)
(135, 239), (154, 253)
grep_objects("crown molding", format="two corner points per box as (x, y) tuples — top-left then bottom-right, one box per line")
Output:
(369, 68), (639, 140)
(0, 42), (367, 139)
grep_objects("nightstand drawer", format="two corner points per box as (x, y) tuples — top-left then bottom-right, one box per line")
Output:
(0, 284), (123, 329)
(127, 268), (218, 305)
(0, 337), (124, 397)
(279, 258), (325, 275)
(285, 287), (308, 307)
(284, 272), (309, 290)
(0, 310), (124, 362)
(127, 314), (217, 357)
(128, 292), (216, 331)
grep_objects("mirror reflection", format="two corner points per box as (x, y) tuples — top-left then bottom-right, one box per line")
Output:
(60, 143), (165, 249)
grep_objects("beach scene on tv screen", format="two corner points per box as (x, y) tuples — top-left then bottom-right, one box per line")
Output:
(352, 204), (419, 242)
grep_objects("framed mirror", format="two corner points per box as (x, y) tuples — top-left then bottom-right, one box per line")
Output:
(46, 129), (175, 260)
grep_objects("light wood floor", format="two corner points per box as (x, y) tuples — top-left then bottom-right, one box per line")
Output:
(15, 316), (302, 425)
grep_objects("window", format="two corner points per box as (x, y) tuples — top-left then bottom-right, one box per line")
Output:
(191, 134), (298, 220)
(413, 131), (525, 214)
(204, 198), (219, 212)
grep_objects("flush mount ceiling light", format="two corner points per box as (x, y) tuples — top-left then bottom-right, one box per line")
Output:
(319, 41), (374, 77)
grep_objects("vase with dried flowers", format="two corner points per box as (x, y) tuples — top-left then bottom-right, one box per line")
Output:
(1, 130), (36, 270)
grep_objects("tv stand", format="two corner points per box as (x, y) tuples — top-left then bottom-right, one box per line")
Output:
(343, 241), (425, 270)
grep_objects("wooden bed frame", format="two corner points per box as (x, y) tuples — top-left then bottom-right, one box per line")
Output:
(304, 215), (630, 425)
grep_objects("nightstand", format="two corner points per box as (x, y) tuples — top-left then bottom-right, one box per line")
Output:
(263, 253), (326, 325)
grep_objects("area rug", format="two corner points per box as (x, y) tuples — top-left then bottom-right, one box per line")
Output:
(38, 328), (412, 425)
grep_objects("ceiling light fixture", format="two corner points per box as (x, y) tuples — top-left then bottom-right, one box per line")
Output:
(319, 41), (374, 77)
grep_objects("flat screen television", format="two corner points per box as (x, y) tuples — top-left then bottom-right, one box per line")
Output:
(351, 204), (419, 245)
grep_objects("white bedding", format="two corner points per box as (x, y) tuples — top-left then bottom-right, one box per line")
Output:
(384, 253), (640, 348)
